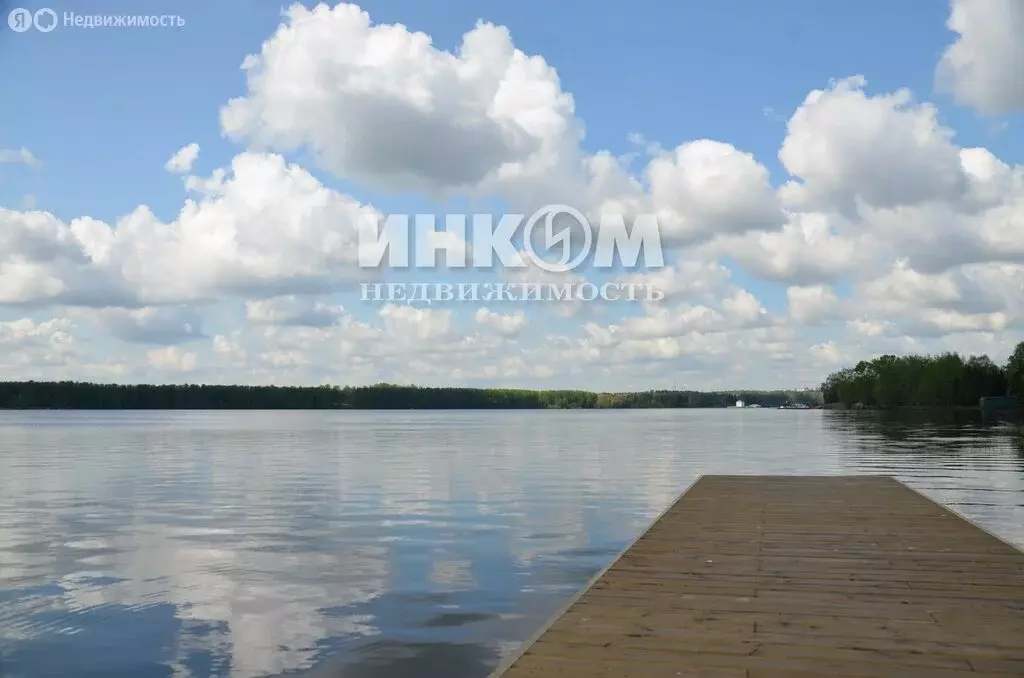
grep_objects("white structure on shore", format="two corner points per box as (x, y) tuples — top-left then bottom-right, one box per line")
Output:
(735, 400), (745, 408)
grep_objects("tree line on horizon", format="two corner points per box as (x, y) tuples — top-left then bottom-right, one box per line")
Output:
(820, 341), (1024, 409)
(0, 381), (822, 410)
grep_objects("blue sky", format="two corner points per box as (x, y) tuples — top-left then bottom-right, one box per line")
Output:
(1, 0), (1022, 389)
(3, 0), (1018, 219)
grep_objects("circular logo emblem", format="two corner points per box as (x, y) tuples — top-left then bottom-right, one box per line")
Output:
(522, 204), (593, 273)
(8, 8), (32, 32)
(34, 8), (58, 32)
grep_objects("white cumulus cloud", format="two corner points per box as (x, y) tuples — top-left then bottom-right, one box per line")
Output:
(936, 0), (1024, 115)
(3, 1), (1024, 390)
(165, 143), (200, 173)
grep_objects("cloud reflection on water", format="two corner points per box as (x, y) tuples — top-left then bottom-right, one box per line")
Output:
(0, 409), (1021, 678)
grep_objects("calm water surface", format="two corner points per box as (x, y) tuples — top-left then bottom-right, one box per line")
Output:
(1, 410), (1022, 677)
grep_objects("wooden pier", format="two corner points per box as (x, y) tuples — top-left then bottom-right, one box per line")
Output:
(491, 475), (1024, 677)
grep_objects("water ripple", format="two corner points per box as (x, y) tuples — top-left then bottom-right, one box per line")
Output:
(0, 409), (1021, 678)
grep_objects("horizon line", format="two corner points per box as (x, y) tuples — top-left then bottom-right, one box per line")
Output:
(0, 380), (822, 394)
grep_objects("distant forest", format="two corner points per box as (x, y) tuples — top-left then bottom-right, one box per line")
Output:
(0, 381), (822, 410)
(821, 341), (1024, 409)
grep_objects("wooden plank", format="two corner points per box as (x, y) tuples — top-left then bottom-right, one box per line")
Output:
(491, 475), (1024, 678)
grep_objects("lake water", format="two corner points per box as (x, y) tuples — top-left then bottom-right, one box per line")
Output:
(1, 409), (1022, 678)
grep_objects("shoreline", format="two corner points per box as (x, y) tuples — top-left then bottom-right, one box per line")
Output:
(0, 381), (823, 410)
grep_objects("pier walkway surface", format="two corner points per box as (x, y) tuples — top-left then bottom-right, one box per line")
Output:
(491, 475), (1024, 677)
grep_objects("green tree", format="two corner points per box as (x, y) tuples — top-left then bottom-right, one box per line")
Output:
(962, 355), (1007, 405)
(820, 349), (1011, 409)
(1006, 341), (1024, 398)
(872, 355), (903, 408)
